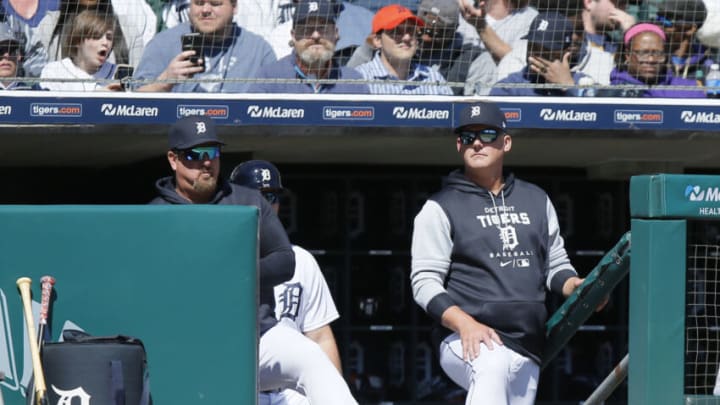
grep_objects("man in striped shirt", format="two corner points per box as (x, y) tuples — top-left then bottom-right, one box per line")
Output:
(355, 4), (454, 95)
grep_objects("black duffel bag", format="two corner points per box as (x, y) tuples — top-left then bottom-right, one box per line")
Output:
(36, 329), (151, 405)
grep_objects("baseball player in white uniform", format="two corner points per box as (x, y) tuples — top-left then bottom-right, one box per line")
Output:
(230, 160), (348, 405)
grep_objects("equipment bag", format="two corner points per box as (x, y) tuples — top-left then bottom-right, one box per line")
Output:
(39, 329), (151, 405)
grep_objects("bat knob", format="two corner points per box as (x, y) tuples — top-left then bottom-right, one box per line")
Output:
(40, 276), (56, 285)
(17, 277), (32, 288)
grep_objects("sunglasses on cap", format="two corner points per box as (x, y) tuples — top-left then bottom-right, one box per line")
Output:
(655, 15), (675, 28)
(457, 128), (502, 145)
(655, 15), (693, 29)
(177, 145), (221, 161)
(262, 191), (280, 204)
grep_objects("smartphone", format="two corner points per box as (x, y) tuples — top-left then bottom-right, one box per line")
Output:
(114, 64), (134, 90)
(181, 32), (205, 73)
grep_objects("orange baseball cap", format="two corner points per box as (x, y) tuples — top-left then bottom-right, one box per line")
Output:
(372, 4), (425, 34)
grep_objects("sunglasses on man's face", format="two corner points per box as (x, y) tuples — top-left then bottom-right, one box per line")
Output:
(178, 146), (221, 161)
(457, 128), (501, 145)
(294, 23), (334, 39)
(0, 45), (21, 59)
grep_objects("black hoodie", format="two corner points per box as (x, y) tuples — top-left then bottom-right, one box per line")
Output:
(150, 176), (295, 335)
(411, 170), (577, 363)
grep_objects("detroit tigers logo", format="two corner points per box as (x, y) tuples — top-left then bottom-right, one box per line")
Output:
(195, 122), (206, 135)
(537, 19), (549, 31)
(308, 2), (318, 12)
(260, 169), (272, 184)
(278, 282), (303, 320)
(52, 385), (91, 405)
(498, 224), (519, 251)
(470, 106), (481, 117)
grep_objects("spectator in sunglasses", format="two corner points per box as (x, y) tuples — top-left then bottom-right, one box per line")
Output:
(249, 0), (369, 93)
(411, 101), (593, 405)
(347, 0), (483, 95)
(230, 159), (347, 405)
(150, 116), (357, 405)
(414, 0), (484, 95)
(490, 11), (592, 96)
(597, 23), (706, 97)
(492, 0), (624, 93)
(656, 0), (713, 80)
(355, 4), (453, 94)
(0, 22), (42, 90)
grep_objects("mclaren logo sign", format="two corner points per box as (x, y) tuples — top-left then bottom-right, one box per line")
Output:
(246, 105), (305, 119)
(100, 103), (159, 117)
(539, 108), (597, 122)
(392, 107), (449, 120)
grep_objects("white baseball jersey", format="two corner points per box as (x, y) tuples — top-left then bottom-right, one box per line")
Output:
(260, 246), (341, 405)
(273, 246), (339, 332)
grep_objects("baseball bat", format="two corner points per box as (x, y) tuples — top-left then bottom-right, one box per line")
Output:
(37, 276), (56, 347)
(16, 277), (48, 405)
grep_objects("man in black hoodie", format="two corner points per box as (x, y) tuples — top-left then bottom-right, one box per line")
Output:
(151, 116), (358, 404)
(410, 102), (587, 405)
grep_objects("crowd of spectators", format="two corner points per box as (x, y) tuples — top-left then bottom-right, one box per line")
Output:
(0, 0), (718, 97)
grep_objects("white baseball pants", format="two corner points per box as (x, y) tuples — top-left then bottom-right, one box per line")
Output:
(439, 333), (539, 405)
(258, 319), (357, 405)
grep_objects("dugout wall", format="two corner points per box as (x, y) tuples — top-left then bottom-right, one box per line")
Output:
(0, 205), (259, 405)
(630, 174), (720, 405)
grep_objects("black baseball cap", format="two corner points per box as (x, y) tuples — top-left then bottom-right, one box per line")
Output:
(658, 0), (706, 26)
(293, 0), (343, 25)
(168, 116), (225, 150)
(522, 11), (574, 51)
(455, 102), (507, 132)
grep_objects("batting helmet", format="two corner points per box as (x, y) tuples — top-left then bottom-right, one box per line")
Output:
(229, 160), (284, 191)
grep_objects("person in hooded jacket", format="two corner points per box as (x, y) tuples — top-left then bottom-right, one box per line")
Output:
(150, 116), (358, 404)
(410, 101), (594, 405)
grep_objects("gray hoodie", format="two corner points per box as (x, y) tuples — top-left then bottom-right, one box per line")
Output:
(411, 170), (577, 363)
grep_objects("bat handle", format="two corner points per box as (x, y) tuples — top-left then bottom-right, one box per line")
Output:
(38, 276), (55, 327)
(16, 278), (48, 404)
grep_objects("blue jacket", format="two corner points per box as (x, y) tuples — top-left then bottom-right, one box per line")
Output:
(248, 53), (369, 94)
(490, 67), (591, 96)
(134, 23), (276, 93)
(599, 68), (706, 98)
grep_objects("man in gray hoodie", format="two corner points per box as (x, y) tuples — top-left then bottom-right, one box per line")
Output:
(411, 101), (588, 405)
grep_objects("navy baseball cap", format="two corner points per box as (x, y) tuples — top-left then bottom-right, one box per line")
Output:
(522, 11), (574, 50)
(658, 0), (706, 26)
(293, 0), (343, 25)
(455, 102), (507, 132)
(168, 116), (225, 150)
